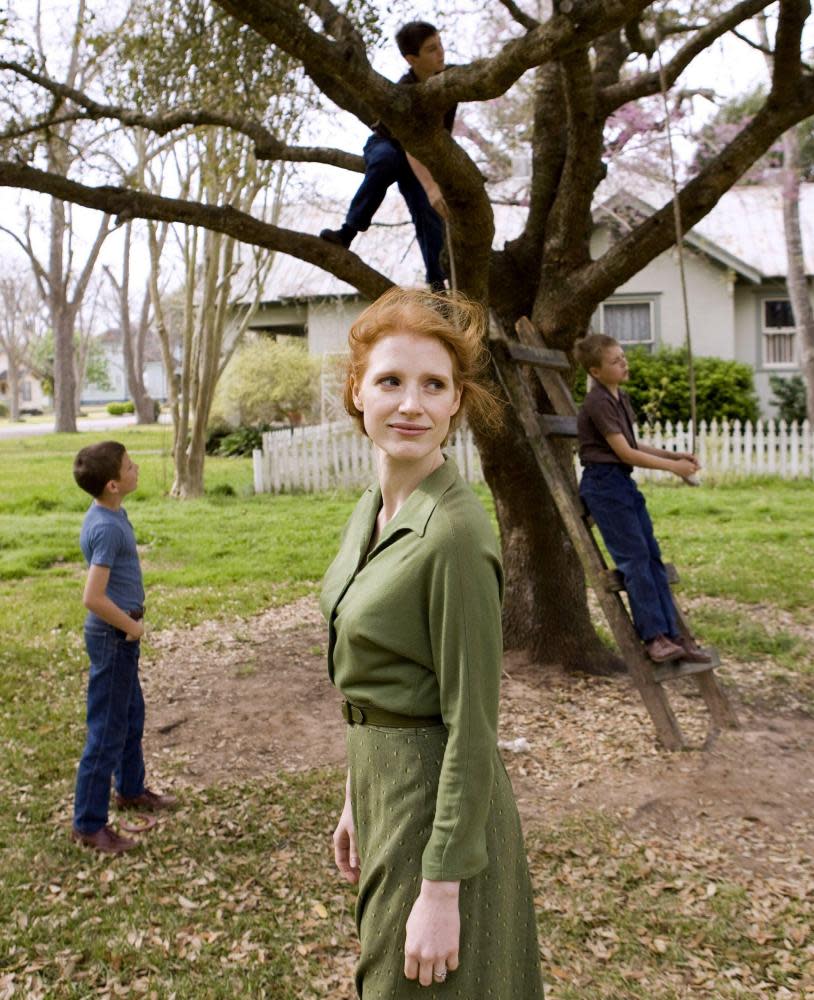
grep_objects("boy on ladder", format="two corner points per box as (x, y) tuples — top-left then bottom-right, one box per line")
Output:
(574, 334), (712, 666)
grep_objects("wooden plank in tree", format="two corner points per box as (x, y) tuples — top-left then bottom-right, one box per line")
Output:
(541, 415), (578, 437)
(653, 654), (719, 684)
(515, 318), (578, 417)
(504, 341), (571, 371)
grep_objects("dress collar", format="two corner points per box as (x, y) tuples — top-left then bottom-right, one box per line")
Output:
(365, 455), (459, 554)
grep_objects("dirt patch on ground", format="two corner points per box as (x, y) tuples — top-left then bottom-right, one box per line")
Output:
(141, 597), (814, 876)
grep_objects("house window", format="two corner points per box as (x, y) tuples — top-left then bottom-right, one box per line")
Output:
(21, 380), (32, 402)
(600, 300), (654, 351)
(762, 298), (796, 367)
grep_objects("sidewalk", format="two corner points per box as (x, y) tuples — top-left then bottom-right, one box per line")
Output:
(0, 413), (171, 440)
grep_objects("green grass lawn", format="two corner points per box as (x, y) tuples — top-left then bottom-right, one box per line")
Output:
(1, 431), (812, 997)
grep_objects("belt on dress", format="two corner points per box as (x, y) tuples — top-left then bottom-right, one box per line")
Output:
(341, 700), (444, 729)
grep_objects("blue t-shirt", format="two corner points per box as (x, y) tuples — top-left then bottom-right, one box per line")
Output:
(80, 503), (144, 624)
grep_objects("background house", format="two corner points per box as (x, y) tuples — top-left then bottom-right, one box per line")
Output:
(244, 170), (813, 418)
(81, 328), (169, 405)
(0, 354), (49, 413)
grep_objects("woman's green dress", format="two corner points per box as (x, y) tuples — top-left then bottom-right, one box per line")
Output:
(321, 459), (545, 998)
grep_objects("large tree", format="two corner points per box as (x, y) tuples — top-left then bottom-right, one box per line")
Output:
(1, 0), (813, 666)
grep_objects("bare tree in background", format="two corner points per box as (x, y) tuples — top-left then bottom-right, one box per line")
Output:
(0, 267), (42, 420)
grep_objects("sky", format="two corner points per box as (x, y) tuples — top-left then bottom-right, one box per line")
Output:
(0, 0), (808, 317)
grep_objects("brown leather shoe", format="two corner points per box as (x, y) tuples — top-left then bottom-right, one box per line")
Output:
(115, 787), (178, 812)
(674, 636), (714, 663)
(71, 824), (138, 854)
(645, 634), (685, 663)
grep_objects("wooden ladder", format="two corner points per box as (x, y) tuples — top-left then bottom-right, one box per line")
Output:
(491, 317), (738, 750)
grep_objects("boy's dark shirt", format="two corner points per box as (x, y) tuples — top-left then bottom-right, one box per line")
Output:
(373, 69), (457, 144)
(578, 381), (638, 470)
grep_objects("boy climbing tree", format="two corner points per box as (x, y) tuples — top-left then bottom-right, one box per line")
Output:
(319, 21), (452, 291)
(575, 334), (713, 666)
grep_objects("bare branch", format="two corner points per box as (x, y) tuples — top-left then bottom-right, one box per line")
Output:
(730, 26), (773, 53)
(0, 161), (393, 301)
(214, 0), (653, 114)
(0, 60), (365, 172)
(573, 74), (814, 308)
(496, 0), (540, 32)
(600, 0), (772, 113)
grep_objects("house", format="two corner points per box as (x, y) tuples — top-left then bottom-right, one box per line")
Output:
(82, 328), (169, 405)
(244, 170), (814, 417)
(0, 354), (49, 414)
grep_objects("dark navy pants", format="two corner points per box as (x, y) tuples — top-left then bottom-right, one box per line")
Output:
(73, 622), (145, 834)
(345, 134), (445, 287)
(579, 464), (678, 643)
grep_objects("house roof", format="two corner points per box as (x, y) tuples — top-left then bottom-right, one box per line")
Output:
(253, 168), (814, 305)
(593, 169), (814, 279)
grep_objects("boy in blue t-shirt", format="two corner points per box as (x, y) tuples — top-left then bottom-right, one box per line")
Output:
(575, 335), (712, 666)
(71, 441), (176, 853)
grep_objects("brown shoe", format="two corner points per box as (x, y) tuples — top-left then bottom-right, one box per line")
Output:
(115, 787), (178, 812)
(674, 636), (714, 663)
(71, 824), (138, 854)
(645, 634), (685, 663)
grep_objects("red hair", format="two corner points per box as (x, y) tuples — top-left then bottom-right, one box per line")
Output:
(343, 286), (502, 436)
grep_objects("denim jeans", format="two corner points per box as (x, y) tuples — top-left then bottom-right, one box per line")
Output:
(345, 134), (445, 287)
(73, 622), (145, 834)
(579, 464), (678, 643)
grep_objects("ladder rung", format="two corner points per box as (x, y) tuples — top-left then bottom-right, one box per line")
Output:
(505, 342), (571, 371)
(540, 414), (578, 437)
(604, 563), (680, 592)
(654, 650), (720, 683)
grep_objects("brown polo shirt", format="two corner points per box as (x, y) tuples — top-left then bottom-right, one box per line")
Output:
(577, 381), (638, 469)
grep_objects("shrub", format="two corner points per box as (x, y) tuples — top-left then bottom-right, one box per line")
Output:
(211, 337), (320, 427)
(0, 403), (8, 418)
(619, 346), (760, 424)
(569, 346), (760, 423)
(107, 401), (135, 415)
(769, 374), (808, 423)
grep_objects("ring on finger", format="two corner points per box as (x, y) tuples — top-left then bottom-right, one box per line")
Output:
(433, 968), (447, 982)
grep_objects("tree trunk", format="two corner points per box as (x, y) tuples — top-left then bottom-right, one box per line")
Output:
(475, 309), (623, 674)
(8, 360), (20, 421)
(53, 308), (77, 432)
(478, 423), (622, 673)
(781, 128), (814, 421)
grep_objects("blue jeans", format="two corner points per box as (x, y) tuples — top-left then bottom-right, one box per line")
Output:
(345, 134), (446, 287)
(579, 464), (678, 643)
(73, 622), (145, 834)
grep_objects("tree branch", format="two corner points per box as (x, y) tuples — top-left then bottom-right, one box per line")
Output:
(0, 60), (365, 173)
(496, 0), (540, 32)
(772, 0), (810, 97)
(571, 75), (814, 310)
(0, 161), (392, 301)
(215, 0), (653, 113)
(600, 0), (772, 113)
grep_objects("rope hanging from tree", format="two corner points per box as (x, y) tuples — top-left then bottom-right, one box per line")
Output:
(655, 23), (699, 455)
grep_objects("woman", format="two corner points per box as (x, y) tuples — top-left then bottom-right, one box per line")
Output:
(320, 287), (545, 997)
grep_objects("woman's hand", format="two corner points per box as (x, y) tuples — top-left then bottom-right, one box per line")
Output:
(404, 879), (461, 987)
(674, 451), (700, 468)
(333, 780), (360, 884)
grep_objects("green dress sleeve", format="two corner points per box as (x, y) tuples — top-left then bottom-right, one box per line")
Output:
(420, 498), (504, 881)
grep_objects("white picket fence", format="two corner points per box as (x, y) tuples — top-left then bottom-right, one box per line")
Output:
(253, 422), (482, 493)
(252, 418), (813, 494)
